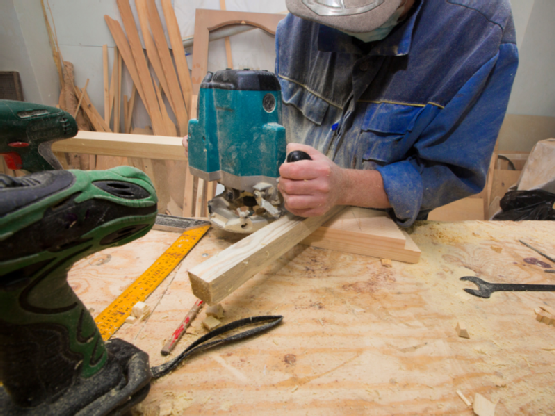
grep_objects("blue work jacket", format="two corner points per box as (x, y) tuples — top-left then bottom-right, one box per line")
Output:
(276, 0), (519, 226)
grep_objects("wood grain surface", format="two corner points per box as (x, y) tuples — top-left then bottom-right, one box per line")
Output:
(69, 221), (555, 415)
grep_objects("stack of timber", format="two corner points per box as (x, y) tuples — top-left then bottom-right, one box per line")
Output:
(41, 0), (200, 216)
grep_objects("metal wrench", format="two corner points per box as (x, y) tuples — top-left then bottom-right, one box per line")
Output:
(460, 276), (555, 299)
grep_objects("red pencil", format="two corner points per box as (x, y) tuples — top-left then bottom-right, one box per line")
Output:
(161, 299), (203, 355)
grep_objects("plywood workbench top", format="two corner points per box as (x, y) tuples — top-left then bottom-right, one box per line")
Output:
(69, 221), (555, 415)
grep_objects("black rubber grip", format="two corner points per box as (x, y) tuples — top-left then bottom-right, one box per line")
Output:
(286, 151), (312, 163)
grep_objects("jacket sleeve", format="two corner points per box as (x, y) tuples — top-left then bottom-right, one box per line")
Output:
(376, 41), (519, 227)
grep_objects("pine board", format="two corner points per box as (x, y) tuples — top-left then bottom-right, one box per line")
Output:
(188, 206), (345, 304)
(302, 207), (421, 263)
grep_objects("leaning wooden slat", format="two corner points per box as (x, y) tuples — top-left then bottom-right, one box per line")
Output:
(74, 79), (89, 118)
(189, 206), (345, 304)
(125, 84), (137, 134)
(207, 180), (217, 201)
(161, 0), (193, 115)
(52, 131), (187, 161)
(104, 17), (146, 107)
(113, 50), (122, 133)
(123, 94), (128, 133)
(146, 0), (189, 136)
(109, 47), (118, 128)
(116, 0), (166, 136)
(219, 0), (233, 68)
(74, 86), (111, 132)
(154, 81), (177, 137)
(194, 178), (207, 218)
(41, 0), (64, 91)
(103, 45), (110, 123)
(135, 0), (174, 115)
(183, 94), (197, 216)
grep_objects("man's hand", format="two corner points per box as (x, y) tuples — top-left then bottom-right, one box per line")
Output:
(278, 143), (346, 217)
(182, 135), (188, 154)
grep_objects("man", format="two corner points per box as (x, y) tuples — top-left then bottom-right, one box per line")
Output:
(276, 0), (518, 226)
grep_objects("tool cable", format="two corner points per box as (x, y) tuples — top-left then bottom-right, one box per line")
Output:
(151, 315), (283, 379)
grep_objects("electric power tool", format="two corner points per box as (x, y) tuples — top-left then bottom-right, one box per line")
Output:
(0, 166), (158, 415)
(188, 69), (287, 233)
(0, 100), (78, 172)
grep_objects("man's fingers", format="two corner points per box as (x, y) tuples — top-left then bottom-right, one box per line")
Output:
(282, 194), (326, 211)
(280, 161), (331, 180)
(279, 178), (330, 195)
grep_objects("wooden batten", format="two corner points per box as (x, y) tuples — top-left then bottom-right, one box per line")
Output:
(146, 0), (189, 136)
(161, 0), (194, 116)
(116, 0), (166, 136)
(135, 0), (174, 114)
(302, 207), (421, 264)
(188, 206), (345, 304)
(53, 131), (186, 161)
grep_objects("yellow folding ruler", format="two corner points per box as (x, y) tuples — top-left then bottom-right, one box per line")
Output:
(95, 224), (211, 340)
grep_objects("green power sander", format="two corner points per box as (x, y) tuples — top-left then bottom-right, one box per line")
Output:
(0, 166), (158, 415)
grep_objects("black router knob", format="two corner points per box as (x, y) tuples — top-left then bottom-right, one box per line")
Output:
(286, 151), (312, 163)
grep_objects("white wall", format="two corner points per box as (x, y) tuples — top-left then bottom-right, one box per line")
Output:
(0, 0), (59, 104)
(507, 0), (555, 118)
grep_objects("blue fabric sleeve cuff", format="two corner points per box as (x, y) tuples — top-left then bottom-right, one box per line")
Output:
(376, 161), (423, 227)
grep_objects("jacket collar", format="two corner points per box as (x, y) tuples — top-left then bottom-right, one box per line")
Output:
(317, 0), (423, 57)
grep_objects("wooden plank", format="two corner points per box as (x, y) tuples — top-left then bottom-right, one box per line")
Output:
(115, 0), (166, 136)
(62, 62), (90, 131)
(301, 207), (421, 264)
(194, 177), (207, 218)
(183, 170), (196, 217)
(146, 0), (189, 136)
(207, 180), (217, 200)
(52, 130), (187, 161)
(220, 0), (233, 68)
(75, 86), (111, 132)
(103, 45), (110, 123)
(40, 0), (63, 91)
(73, 79), (89, 118)
(161, 0), (194, 116)
(114, 50), (122, 133)
(482, 146), (498, 218)
(109, 47), (117, 128)
(154, 81), (177, 137)
(135, 0), (174, 114)
(191, 9), (285, 95)
(0, 156), (9, 175)
(104, 17), (146, 109)
(123, 94), (128, 132)
(125, 84), (137, 134)
(188, 206), (345, 304)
